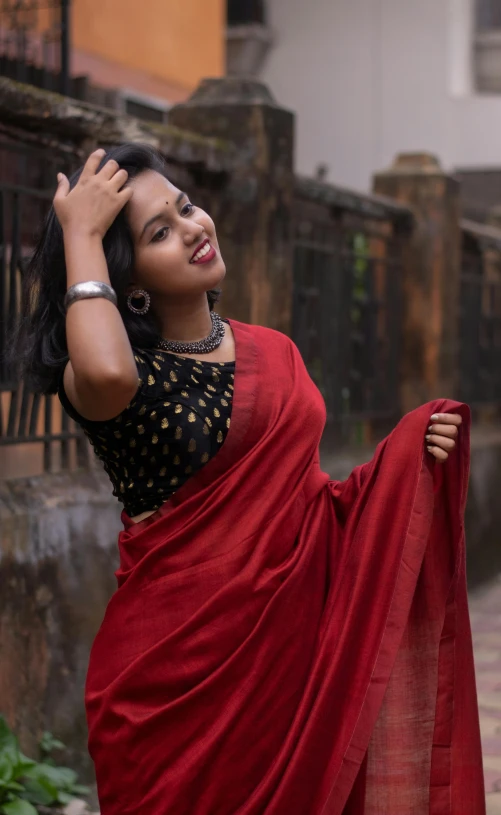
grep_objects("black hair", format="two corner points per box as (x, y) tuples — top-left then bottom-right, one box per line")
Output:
(13, 142), (220, 394)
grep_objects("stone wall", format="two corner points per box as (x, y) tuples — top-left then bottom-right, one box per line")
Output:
(0, 469), (121, 781)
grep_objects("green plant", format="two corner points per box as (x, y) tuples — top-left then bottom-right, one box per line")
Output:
(0, 716), (90, 815)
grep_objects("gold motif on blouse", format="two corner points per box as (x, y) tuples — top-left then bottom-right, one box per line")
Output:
(74, 346), (234, 517)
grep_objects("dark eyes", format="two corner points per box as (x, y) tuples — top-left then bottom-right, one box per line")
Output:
(151, 202), (195, 243)
(151, 227), (169, 243)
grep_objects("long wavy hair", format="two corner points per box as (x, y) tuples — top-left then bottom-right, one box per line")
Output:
(13, 142), (220, 395)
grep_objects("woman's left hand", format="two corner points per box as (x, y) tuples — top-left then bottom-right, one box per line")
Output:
(426, 413), (462, 463)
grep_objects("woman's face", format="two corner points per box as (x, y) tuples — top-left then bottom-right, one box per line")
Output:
(126, 169), (225, 301)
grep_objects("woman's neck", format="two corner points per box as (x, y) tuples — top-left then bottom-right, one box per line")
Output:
(155, 295), (213, 342)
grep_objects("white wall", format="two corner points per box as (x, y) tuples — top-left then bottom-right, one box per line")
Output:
(260, 0), (501, 192)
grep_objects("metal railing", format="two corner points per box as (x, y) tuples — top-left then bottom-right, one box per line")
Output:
(292, 177), (413, 442)
(0, 0), (70, 95)
(459, 220), (501, 406)
(0, 135), (89, 472)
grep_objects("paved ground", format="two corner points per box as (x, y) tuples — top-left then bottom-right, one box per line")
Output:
(470, 574), (501, 815)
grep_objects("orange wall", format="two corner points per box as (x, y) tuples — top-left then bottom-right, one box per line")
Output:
(71, 0), (225, 94)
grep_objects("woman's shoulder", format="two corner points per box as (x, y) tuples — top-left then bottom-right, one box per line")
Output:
(231, 320), (299, 363)
(230, 319), (296, 348)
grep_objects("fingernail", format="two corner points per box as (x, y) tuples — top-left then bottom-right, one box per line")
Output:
(425, 435), (431, 441)
(428, 425), (434, 432)
(430, 414), (439, 421)
(427, 446), (433, 453)
(57, 173), (62, 182)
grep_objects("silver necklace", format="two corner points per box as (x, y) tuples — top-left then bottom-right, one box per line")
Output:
(158, 312), (226, 355)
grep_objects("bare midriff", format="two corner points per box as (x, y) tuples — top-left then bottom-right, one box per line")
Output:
(129, 508), (158, 524)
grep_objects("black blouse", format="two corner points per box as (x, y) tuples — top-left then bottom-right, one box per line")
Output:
(58, 347), (235, 517)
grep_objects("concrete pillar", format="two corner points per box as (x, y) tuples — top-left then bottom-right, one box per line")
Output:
(373, 153), (461, 413)
(168, 77), (295, 334)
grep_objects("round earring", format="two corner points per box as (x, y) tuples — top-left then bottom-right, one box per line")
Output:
(127, 289), (151, 315)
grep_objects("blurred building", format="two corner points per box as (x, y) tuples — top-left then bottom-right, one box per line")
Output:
(71, 0), (225, 120)
(0, 0), (225, 123)
(227, 0), (501, 215)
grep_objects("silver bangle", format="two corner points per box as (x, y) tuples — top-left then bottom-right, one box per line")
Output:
(64, 281), (117, 311)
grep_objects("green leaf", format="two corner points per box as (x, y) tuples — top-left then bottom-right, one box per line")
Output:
(0, 797), (38, 815)
(19, 776), (57, 806)
(0, 719), (19, 768)
(56, 790), (74, 805)
(38, 733), (65, 757)
(11, 756), (35, 780)
(71, 784), (91, 795)
(0, 755), (13, 784)
(4, 785), (23, 794)
(22, 763), (76, 790)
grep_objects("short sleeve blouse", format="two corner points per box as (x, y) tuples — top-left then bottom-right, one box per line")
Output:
(58, 347), (235, 517)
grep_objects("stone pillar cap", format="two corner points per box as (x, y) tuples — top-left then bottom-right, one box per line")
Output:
(384, 153), (444, 175)
(488, 203), (501, 229)
(184, 77), (277, 107)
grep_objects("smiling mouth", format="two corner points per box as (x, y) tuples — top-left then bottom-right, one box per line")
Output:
(190, 238), (216, 265)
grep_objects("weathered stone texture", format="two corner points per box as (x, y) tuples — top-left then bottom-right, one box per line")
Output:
(169, 78), (295, 334)
(0, 76), (236, 172)
(0, 469), (121, 780)
(373, 154), (462, 414)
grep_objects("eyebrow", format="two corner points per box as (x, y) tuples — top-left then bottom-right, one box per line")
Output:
(140, 191), (187, 239)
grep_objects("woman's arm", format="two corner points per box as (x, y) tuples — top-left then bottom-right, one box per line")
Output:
(56, 150), (138, 422)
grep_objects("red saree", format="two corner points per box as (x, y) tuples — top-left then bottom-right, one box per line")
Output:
(85, 319), (485, 814)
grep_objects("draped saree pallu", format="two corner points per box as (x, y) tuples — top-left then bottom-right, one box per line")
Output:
(86, 319), (485, 815)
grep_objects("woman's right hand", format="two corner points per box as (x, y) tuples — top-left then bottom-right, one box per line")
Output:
(53, 148), (133, 239)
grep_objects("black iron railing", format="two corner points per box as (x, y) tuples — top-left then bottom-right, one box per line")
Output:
(0, 0), (70, 95)
(459, 223), (501, 405)
(0, 135), (90, 472)
(292, 177), (412, 442)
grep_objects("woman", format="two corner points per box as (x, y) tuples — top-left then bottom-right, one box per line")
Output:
(17, 143), (485, 814)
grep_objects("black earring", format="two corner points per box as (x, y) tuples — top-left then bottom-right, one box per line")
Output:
(127, 289), (151, 315)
